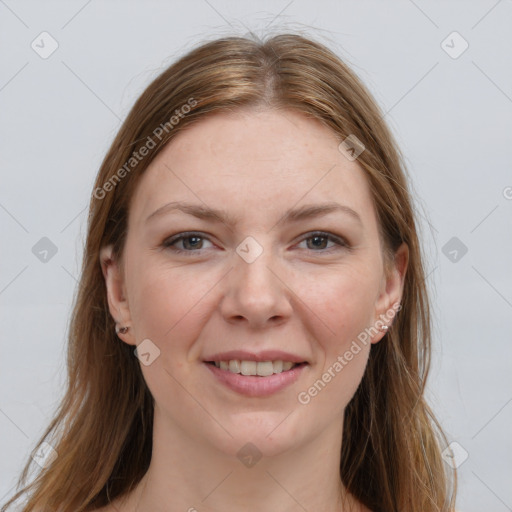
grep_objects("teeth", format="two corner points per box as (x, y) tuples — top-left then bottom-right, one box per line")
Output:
(212, 359), (299, 376)
(256, 361), (274, 377)
(241, 361), (256, 376)
(228, 360), (240, 373)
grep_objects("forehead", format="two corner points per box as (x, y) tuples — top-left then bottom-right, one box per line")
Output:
(129, 108), (377, 231)
(163, 108), (344, 174)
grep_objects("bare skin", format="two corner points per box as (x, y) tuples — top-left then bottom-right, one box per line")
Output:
(98, 108), (408, 512)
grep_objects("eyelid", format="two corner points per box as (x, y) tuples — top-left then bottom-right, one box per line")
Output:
(295, 231), (349, 251)
(162, 231), (215, 253)
(162, 230), (350, 254)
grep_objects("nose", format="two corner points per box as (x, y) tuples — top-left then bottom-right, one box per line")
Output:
(219, 242), (293, 329)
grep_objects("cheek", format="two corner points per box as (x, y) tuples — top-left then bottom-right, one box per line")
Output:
(127, 262), (226, 384)
(126, 264), (214, 408)
(309, 266), (379, 341)
(299, 268), (377, 407)
(128, 262), (211, 340)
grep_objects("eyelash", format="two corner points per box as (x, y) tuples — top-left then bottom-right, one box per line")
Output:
(162, 231), (349, 255)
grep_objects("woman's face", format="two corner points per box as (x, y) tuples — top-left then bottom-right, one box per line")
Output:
(101, 108), (407, 457)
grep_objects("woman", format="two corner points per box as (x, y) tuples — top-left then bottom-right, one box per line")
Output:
(2, 33), (457, 512)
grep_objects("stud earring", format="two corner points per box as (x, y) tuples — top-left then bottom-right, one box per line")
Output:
(115, 324), (129, 335)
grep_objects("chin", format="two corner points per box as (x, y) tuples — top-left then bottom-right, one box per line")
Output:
(206, 412), (309, 460)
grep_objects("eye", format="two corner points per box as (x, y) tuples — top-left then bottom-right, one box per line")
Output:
(296, 231), (348, 253)
(162, 231), (349, 255)
(162, 232), (214, 253)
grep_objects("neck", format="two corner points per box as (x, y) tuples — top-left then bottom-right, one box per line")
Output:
(123, 408), (361, 512)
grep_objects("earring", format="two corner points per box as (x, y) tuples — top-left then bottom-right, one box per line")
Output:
(115, 324), (129, 335)
(380, 324), (389, 332)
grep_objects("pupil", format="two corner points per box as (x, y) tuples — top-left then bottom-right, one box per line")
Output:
(185, 236), (201, 249)
(310, 236), (326, 249)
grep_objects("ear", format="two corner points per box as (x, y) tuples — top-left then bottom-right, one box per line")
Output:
(371, 242), (409, 344)
(99, 244), (136, 346)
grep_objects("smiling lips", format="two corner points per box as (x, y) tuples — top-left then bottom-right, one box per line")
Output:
(213, 359), (296, 376)
(204, 350), (308, 397)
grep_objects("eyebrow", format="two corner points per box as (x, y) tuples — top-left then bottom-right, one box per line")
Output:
(145, 201), (363, 227)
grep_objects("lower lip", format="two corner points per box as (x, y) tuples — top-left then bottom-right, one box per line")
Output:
(204, 362), (307, 397)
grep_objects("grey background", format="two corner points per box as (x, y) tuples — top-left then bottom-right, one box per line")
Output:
(1, 1), (511, 510)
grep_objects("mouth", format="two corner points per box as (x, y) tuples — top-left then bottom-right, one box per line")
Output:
(203, 358), (309, 397)
(205, 359), (307, 376)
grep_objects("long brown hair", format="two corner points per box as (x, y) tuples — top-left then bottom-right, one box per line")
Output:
(2, 33), (456, 512)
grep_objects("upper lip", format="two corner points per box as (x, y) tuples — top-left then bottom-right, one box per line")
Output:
(204, 350), (308, 363)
